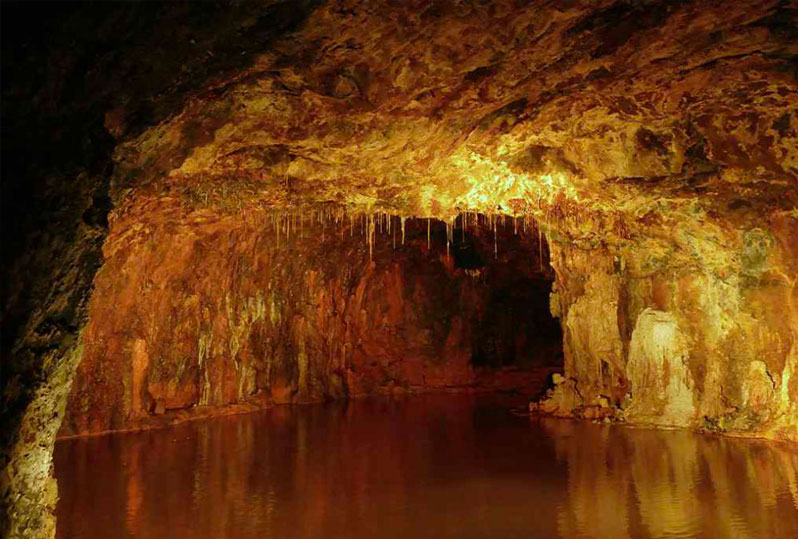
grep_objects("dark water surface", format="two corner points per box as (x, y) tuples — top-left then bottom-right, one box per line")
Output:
(55, 394), (798, 539)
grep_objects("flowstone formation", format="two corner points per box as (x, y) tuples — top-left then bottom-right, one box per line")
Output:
(2, 0), (797, 537)
(536, 221), (798, 441)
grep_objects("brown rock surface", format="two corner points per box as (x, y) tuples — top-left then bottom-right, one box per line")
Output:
(61, 207), (560, 436)
(541, 217), (798, 441)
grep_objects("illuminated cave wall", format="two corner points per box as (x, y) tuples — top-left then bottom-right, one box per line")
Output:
(537, 213), (798, 441)
(61, 204), (561, 436)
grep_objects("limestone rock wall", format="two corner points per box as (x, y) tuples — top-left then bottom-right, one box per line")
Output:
(626, 309), (695, 425)
(61, 201), (560, 436)
(539, 214), (798, 441)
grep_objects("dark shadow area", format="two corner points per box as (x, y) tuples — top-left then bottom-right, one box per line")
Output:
(403, 214), (563, 371)
(451, 215), (563, 370)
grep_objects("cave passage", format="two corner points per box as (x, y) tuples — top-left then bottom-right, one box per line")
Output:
(60, 213), (564, 436)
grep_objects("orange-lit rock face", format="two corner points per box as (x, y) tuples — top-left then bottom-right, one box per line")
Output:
(69, 0), (797, 439)
(538, 218), (798, 441)
(112, 0), (797, 222)
(62, 199), (559, 435)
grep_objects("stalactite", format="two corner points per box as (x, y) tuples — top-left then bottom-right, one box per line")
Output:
(446, 220), (450, 258)
(427, 218), (431, 250)
(368, 215), (376, 261)
(539, 223), (543, 271)
(494, 219), (497, 259)
(401, 216), (406, 245)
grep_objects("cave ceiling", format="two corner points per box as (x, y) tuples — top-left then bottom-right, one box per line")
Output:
(106, 0), (797, 240)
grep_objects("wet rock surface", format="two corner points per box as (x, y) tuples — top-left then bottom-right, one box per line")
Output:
(537, 228), (798, 441)
(61, 210), (560, 436)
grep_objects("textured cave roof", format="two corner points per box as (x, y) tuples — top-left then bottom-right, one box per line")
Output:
(102, 0), (797, 231)
(2, 0), (796, 247)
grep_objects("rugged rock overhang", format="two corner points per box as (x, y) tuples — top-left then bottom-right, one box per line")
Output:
(2, 1), (797, 537)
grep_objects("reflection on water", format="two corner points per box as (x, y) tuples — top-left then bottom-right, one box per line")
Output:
(55, 395), (798, 539)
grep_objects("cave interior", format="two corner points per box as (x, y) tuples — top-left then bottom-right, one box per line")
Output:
(1, 1), (797, 537)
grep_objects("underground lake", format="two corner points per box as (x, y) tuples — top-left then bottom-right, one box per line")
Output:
(54, 394), (798, 539)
